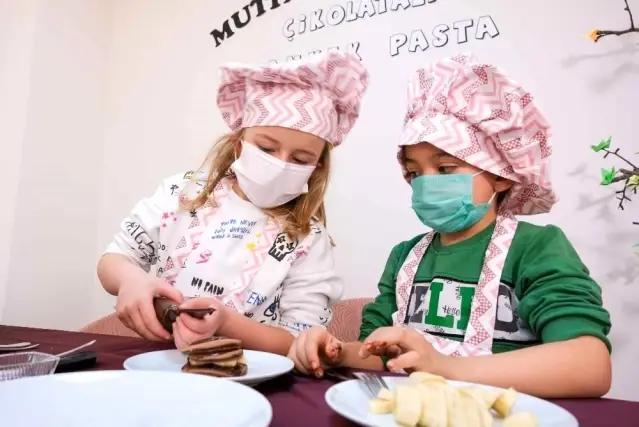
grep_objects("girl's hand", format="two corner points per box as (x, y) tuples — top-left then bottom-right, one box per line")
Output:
(287, 326), (343, 378)
(360, 327), (447, 374)
(115, 270), (184, 341)
(172, 298), (226, 351)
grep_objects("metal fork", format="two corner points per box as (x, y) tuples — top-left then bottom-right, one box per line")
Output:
(353, 372), (389, 398)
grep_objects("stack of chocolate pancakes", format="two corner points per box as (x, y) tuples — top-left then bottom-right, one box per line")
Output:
(181, 337), (248, 377)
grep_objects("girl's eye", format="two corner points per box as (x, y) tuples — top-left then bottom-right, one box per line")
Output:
(407, 171), (420, 180)
(258, 146), (275, 154)
(292, 158), (310, 165)
(438, 165), (457, 174)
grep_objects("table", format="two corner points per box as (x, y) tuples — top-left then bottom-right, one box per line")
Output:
(1, 326), (638, 427)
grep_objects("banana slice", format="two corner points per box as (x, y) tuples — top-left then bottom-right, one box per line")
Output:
(441, 385), (459, 420)
(369, 398), (393, 414)
(417, 383), (447, 427)
(493, 388), (519, 418)
(366, 375), (528, 426)
(503, 412), (538, 427)
(393, 385), (422, 427)
(458, 387), (499, 409)
(377, 387), (394, 401)
(415, 383), (431, 427)
(447, 388), (470, 427)
(459, 388), (493, 427)
(407, 371), (447, 385)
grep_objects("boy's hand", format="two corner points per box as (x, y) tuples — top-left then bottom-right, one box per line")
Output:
(287, 326), (343, 378)
(360, 326), (445, 373)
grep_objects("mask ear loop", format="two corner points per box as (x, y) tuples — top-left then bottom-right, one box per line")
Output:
(226, 140), (241, 178)
(472, 170), (497, 204)
(234, 140), (243, 162)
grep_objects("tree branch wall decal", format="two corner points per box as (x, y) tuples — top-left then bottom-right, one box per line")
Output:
(588, 0), (638, 41)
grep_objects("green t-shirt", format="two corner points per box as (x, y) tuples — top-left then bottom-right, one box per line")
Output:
(358, 221), (612, 354)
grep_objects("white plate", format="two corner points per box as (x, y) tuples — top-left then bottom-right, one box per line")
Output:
(123, 349), (293, 386)
(0, 370), (272, 427)
(325, 376), (579, 427)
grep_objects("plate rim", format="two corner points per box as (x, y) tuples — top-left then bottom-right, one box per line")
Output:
(324, 376), (579, 427)
(0, 370), (273, 425)
(122, 348), (294, 381)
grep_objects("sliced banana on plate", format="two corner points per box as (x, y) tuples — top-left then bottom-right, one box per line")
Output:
(367, 372), (537, 427)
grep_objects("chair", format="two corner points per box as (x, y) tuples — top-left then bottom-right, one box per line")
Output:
(326, 297), (373, 342)
(80, 297), (374, 341)
(79, 313), (139, 337)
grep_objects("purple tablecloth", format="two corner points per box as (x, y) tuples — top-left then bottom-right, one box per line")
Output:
(1, 326), (637, 427)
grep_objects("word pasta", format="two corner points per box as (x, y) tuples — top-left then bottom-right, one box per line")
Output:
(390, 16), (499, 57)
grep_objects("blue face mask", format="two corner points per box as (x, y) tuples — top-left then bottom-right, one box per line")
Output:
(411, 172), (496, 234)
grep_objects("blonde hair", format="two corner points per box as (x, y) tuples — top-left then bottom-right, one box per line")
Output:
(181, 129), (331, 241)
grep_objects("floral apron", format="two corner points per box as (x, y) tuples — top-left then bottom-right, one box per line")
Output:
(392, 212), (519, 356)
(154, 174), (310, 323)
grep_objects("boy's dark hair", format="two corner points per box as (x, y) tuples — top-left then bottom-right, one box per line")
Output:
(497, 190), (509, 205)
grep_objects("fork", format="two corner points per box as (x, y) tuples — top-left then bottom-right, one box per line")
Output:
(353, 372), (389, 398)
(0, 342), (39, 352)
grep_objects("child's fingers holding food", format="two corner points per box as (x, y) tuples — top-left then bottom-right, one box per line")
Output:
(386, 350), (421, 373)
(322, 337), (343, 362)
(360, 327), (408, 358)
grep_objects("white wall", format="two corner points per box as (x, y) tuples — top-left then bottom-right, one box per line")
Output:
(1, 0), (637, 400)
(0, 0), (112, 329)
(0, 0), (38, 322)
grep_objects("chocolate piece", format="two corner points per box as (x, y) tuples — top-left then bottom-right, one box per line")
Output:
(154, 298), (179, 333)
(180, 338), (242, 354)
(180, 337), (248, 378)
(182, 363), (248, 377)
(153, 298), (215, 334)
(187, 348), (244, 363)
(174, 307), (215, 318)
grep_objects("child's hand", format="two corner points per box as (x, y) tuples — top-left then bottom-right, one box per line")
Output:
(287, 326), (343, 378)
(360, 327), (444, 373)
(172, 298), (226, 350)
(115, 270), (183, 341)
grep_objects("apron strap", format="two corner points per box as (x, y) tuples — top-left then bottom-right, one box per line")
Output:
(392, 212), (519, 355)
(463, 211), (518, 350)
(392, 231), (435, 325)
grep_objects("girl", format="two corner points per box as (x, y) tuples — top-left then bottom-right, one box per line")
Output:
(97, 51), (369, 355)
(288, 53), (612, 398)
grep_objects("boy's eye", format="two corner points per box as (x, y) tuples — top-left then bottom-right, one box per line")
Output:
(437, 165), (458, 174)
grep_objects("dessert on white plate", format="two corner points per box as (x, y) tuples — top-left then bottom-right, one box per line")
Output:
(123, 347), (293, 386)
(325, 372), (578, 427)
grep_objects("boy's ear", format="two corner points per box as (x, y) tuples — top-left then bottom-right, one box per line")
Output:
(493, 176), (515, 193)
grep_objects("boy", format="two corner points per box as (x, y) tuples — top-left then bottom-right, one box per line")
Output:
(287, 53), (612, 398)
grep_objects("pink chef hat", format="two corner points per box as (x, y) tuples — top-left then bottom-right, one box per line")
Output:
(216, 51), (369, 148)
(398, 53), (557, 215)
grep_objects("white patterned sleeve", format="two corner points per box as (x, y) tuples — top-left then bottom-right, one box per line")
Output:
(103, 177), (179, 272)
(278, 224), (344, 336)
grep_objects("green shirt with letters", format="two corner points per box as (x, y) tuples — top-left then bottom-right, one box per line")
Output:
(358, 222), (612, 353)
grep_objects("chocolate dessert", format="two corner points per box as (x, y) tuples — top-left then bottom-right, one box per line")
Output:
(153, 298), (215, 334)
(181, 337), (248, 377)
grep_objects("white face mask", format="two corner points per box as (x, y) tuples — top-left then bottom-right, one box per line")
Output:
(231, 141), (316, 209)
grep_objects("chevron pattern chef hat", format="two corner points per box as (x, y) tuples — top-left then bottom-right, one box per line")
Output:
(216, 51), (369, 148)
(398, 52), (557, 215)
